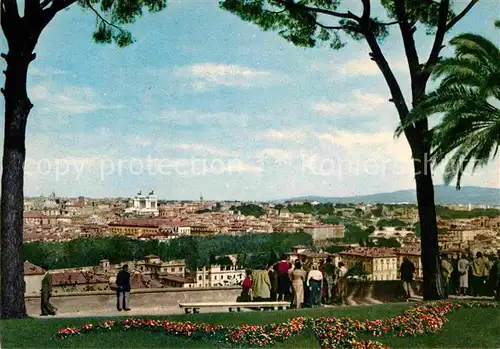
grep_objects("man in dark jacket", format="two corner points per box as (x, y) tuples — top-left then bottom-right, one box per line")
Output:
(116, 264), (131, 311)
(400, 257), (415, 300)
(40, 265), (57, 316)
(494, 249), (500, 300)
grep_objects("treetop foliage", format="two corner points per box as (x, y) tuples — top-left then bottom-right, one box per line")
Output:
(2, 0), (167, 48)
(80, 0), (167, 46)
(219, 0), (457, 50)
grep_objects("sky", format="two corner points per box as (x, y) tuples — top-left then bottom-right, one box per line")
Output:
(0, 0), (499, 201)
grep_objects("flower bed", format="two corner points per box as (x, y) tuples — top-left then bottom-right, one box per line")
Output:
(55, 301), (498, 348)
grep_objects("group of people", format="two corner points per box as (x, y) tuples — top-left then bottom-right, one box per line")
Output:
(441, 249), (500, 299)
(240, 255), (349, 309)
(400, 249), (500, 301)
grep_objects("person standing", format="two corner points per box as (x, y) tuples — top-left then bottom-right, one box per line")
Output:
(306, 264), (323, 308)
(301, 257), (311, 306)
(457, 253), (470, 296)
(116, 264), (131, 311)
(275, 255), (292, 301)
(240, 270), (253, 302)
(400, 257), (415, 300)
(440, 254), (453, 298)
(336, 262), (348, 305)
(323, 257), (337, 304)
(451, 254), (460, 295)
(319, 260), (328, 304)
(291, 260), (306, 309)
(471, 252), (487, 297)
(251, 267), (271, 302)
(268, 264), (278, 302)
(494, 250), (500, 300)
(40, 265), (57, 316)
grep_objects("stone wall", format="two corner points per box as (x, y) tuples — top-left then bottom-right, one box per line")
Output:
(25, 286), (242, 316)
(25, 281), (424, 316)
(349, 280), (423, 303)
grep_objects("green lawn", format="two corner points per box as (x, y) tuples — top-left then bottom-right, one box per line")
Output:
(1, 303), (499, 348)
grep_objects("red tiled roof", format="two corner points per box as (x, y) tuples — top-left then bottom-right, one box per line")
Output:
(24, 261), (44, 275)
(24, 211), (44, 218)
(161, 274), (193, 283)
(109, 219), (162, 228)
(51, 272), (109, 286)
(130, 274), (163, 289)
(340, 247), (397, 258)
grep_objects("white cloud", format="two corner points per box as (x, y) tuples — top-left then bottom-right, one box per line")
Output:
(174, 63), (288, 90)
(159, 109), (246, 126)
(29, 84), (125, 115)
(316, 129), (411, 163)
(128, 136), (153, 148)
(171, 143), (236, 157)
(256, 129), (308, 142)
(311, 56), (408, 77)
(255, 148), (293, 165)
(312, 89), (389, 116)
(29, 67), (67, 77)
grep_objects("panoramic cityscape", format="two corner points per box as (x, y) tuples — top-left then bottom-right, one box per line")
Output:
(1, 0), (499, 348)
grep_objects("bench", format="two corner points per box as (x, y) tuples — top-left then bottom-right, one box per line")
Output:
(179, 301), (291, 314)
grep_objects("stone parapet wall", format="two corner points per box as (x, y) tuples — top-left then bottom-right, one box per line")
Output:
(25, 281), (424, 316)
(25, 287), (242, 316)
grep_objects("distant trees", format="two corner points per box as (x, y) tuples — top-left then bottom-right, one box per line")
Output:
(23, 232), (313, 272)
(347, 261), (368, 280)
(230, 204), (266, 217)
(436, 206), (500, 220)
(376, 238), (401, 248)
(376, 219), (408, 229)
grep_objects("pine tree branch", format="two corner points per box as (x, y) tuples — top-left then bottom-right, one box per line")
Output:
(393, 0), (420, 77)
(1, 0), (20, 19)
(361, 0), (370, 21)
(425, 0), (449, 74)
(84, 0), (125, 33)
(359, 0), (413, 141)
(378, 20), (398, 26)
(25, 0), (41, 16)
(315, 21), (346, 30)
(40, 0), (54, 9)
(1, 0), (21, 43)
(445, 0), (478, 31)
(282, 0), (360, 21)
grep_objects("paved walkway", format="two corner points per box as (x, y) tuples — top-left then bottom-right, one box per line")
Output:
(31, 302), (409, 319)
(31, 295), (495, 319)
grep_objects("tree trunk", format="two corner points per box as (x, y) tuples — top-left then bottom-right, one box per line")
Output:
(412, 142), (446, 300)
(0, 48), (33, 319)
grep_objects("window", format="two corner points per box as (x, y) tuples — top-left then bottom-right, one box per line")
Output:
(178, 267), (182, 272)
(198, 275), (202, 280)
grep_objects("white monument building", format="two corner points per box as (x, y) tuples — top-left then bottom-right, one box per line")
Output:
(125, 190), (159, 216)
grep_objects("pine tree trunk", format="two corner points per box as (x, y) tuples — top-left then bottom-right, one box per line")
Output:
(413, 144), (446, 300)
(0, 48), (33, 319)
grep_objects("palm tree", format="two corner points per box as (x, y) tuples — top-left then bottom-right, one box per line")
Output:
(396, 32), (500, 189)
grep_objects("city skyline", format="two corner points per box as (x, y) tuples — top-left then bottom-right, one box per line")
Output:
(1, 1), (499, 201)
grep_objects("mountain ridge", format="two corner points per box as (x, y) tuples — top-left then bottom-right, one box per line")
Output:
(283, 185), (500, 205)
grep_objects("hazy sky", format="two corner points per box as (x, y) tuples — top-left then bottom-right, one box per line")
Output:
(1, 0), (498, 200)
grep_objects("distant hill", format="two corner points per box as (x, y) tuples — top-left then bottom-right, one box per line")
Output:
(284, 185), (500, 205)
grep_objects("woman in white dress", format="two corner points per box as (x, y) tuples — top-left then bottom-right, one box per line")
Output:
(457, 253), (470, 296)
